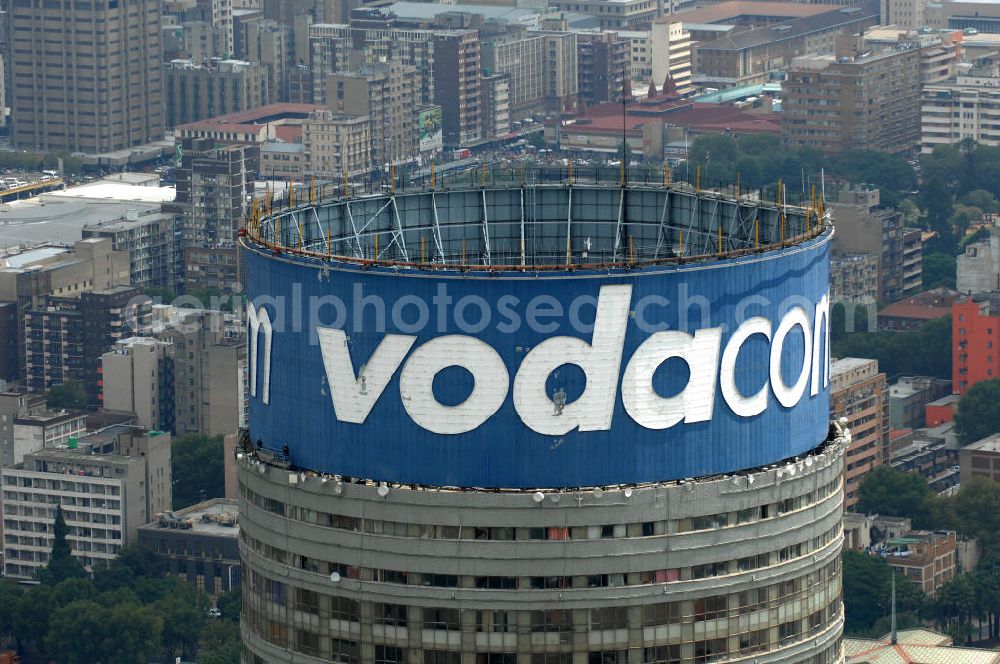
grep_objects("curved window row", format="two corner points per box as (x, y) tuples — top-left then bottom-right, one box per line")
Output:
(244, 562), (841, 662)
(239, 476), (840, 543)
(239, 522), (841, 591)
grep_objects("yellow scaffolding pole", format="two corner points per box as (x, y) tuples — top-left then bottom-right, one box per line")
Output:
(696, 166), (701, 192)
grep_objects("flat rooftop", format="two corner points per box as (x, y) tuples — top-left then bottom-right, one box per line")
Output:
(831, 357), (877, 376)
(965, 432), (1000, 453)
(670, 1), (839, 25)
(141, 498), (239, 537)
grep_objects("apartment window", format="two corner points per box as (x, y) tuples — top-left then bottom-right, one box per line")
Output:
(590, 606), (627, 630)
(644, 646), (681, 663)
(331, 639), (360, 663)
(375, 646), (406, 663)
(530, 609), (572, 632)
(376, 603), (407, 627)
(423, 607), (460, 630)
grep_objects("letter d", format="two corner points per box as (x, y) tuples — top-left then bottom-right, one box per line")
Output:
(513, 285), (631, 436)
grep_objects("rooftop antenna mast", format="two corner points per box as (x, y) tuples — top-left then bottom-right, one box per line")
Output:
(890, 571), (898, 645)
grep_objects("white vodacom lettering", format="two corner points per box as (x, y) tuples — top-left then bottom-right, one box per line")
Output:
(252, 285), (831, 433)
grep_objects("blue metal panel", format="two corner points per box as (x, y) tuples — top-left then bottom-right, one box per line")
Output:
(244, 231), (832, 488)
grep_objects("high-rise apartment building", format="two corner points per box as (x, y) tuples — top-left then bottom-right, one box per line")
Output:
(102, 338), (176, 433)
(0, 239), (131, 384)
(326, 62), (417, 168)
(480, 73), (511, 141)
(9, 0), (164, 154)
(175, 138), (256, 247)
(302, 109), (372, 177)
(244, 19), (293, 102)
(783, 42), (922, 154)
(433, 30), (481, 146)
(649, 20), (694, 96)
(831, 185), (922, 303)
(830, 357), (889, 509)
(922, 59), (1000, 154)
(577, 32), (631, 106)
(23, 286), (151, 406)
(82, 210), (185, 291)
(481, 29), (578, 117)
(165, 59), (269, 128)
(953, 294), (1000, 395)
(1, 426), (171, 580)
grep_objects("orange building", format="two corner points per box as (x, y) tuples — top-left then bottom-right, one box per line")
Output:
(953, 295), (1000, 394)
(831, 357), (890, 509)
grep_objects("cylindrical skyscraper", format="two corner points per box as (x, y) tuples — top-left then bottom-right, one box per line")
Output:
(238, 176), (845, 664)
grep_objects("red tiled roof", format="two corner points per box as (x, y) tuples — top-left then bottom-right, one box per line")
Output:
(177, 103), (320, 132)
(275, 125), (303, 143)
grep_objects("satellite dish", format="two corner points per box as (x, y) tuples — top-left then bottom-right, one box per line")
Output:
(330, 572), (341, 583)
(377, 484), (390, 497)
(533, 492), (545, 503)
(623, 488), (633, 498)
(593, 487), (604, 497)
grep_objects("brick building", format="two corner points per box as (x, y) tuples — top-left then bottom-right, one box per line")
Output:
(831, 357), (890, 509)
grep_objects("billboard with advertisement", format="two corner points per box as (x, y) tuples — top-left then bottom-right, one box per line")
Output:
(419, 106), (443, 154)
(243, 229), (832, 488)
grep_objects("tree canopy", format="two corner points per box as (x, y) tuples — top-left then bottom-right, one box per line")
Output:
(172, 433), (226, 510)
(843, 551), (924, 636)
(855, 466), (938, 528)
(832, 316), (951, 381)
(9, 545), (239, 664)
(45, 379), (87, 411)
(955, 378), (1000, 445)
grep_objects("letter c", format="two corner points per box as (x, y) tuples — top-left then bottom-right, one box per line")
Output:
(720, 317), (771, 417)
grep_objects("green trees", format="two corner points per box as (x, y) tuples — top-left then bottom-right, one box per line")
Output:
(856, 466), (937, 528)
(11, 545), (241, 662)
(955, 379), (1000, 445)
(45, 379), (87, 410)
(36, 506), (86, 584)
(832, 316), (951, 380)
(922, 252), (958, 290)
(843, 551), (924, 636)
(172, 433), (226, 510)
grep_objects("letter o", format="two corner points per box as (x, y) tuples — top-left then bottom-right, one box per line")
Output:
(398, 335), (508, 434)
(769, 307), (812, 408)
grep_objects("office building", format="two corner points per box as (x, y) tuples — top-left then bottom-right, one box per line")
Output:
(1, 426), (171, 580)
(0, 389), (86, 469)
(165, 59), (269, 129)
(944, 0), (1000, 33)
(692, 2), (881, 88)
(238, 181), (844, 662)
(260, 142), (306, 180)
(244, 19), (294, 102)
(831, 185), (922, 303)
(326, 62), (418, 167)
(831, 358), (889, 508)
(880, 0), (927, 28)
(9, 0), (164, 154)
(953, 294), (1000, 394)
(783, 42), (922, 154)
(23, 287), (152, 406)
(481, 29), (578, 117)
(547, 0), (659, 30)
(164, 0), (235, 59)
(137, 498), (241, 595)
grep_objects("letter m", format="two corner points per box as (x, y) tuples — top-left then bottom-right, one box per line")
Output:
(248, 303), (273, 405)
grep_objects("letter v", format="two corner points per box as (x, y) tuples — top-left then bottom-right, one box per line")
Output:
(317, 328), (416, 424)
